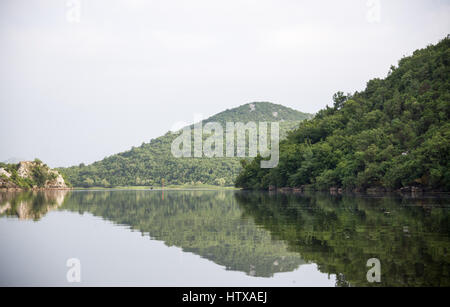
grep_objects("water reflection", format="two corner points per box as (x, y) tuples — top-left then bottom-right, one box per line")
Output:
(62, 190), (306, 277)
(236, 192), (450, 286)
(0, 190), (449, 286)
(0, 190), (68, 220)
(1, 190), (306, 278)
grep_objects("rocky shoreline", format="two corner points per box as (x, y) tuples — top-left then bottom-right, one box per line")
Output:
(0, 187), (72, 191)
(0, 161), (70, 191)
(268, 185), (446, 196)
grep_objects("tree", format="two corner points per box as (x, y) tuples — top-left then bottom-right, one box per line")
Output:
(332, 91), (348, 110)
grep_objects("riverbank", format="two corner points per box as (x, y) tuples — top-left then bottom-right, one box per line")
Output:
(266, 185), (449, 197)
(72, 184), (240, 191)
(0, 187), (72, 192)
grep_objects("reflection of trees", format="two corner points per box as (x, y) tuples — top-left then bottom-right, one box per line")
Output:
(0, 190), (69, 221)
(60, 190), (306, 277)
(235, 192), (450, 287)
(3, 190), (447, 285)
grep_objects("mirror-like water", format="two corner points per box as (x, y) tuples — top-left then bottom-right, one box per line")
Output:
(0, 190), (448, 286)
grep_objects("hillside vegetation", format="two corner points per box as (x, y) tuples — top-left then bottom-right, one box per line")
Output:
(60, 102), (312, 187)
(236, 37), (450, 192)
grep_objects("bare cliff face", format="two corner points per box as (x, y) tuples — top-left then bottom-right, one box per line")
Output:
(46, 170), (67, 188)
(17, 161), (34, 178)
(0, 161), (69, 190)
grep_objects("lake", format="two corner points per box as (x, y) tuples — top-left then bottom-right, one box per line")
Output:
(0, 189), (449, 286)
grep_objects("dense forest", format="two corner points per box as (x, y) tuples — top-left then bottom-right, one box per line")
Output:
(59, 102), (312, 187)
(236, 36), (450, 192)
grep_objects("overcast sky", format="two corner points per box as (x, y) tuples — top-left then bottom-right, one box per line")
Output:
(0, 0), (449, 167)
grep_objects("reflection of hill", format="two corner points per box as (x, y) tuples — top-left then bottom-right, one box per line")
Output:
(235, 192), (450, 287)
(0, 190), (69, 220)
(60, 190), (306, 277)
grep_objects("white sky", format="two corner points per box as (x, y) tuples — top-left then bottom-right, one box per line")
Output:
(1, 0), (449, 167)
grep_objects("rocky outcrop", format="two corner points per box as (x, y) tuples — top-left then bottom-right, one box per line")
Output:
(398, 186), (424, 195)
(17, 162), (33, 178)
(0, 168), (11, 178)
(0, 161), (69, 190)
(46, 170), (67, 189)
(0, 168), (18, 189)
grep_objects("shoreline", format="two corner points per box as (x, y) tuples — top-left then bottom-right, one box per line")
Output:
(262, 186), (450, 197)
(0, 185), (239, 192)
(0, 187), (73, 192)
(1, 186), (448, 197)
(72, 185), (240, 191)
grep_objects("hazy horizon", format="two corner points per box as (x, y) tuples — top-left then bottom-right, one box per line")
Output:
(1, 0), (449, 167)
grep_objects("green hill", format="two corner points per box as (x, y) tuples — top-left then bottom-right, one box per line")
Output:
(205, 101), (312, 124)
(59, 102), (312, 187)
(236, 36), (450, 192)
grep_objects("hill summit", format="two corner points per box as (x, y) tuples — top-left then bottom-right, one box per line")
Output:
(204, 102), (312, 124)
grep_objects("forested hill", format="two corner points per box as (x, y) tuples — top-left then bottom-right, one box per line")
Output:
(236, 36), (450, 192)
(59, 102), (312, 187)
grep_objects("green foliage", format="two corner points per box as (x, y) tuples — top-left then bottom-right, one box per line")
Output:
(236, 36), (450, 191)
(31, 164), (54, 188)
(1, 160), (61, 189)
(59, 102), (312, 188)
(205, 102), (312, 125)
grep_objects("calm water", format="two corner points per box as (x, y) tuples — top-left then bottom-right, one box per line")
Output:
(0, 190), (449, 286)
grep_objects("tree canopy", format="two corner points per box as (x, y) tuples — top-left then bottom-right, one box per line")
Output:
(236, 36), (450, 192)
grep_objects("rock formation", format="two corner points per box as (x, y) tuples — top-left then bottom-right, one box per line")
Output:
(0, 161), (69, 190)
